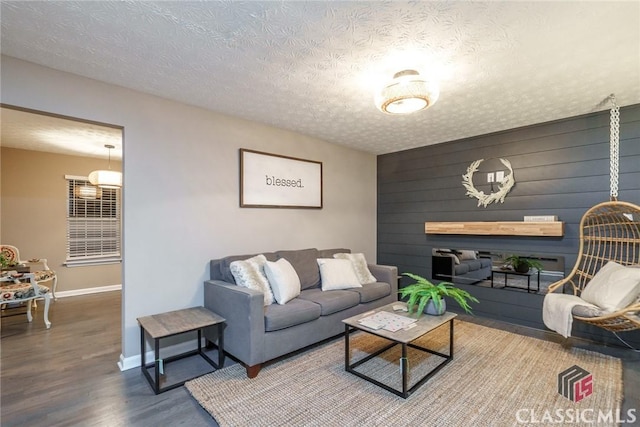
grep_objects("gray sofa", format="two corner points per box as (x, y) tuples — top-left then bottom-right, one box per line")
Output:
(203, 248), (398, 378)
(432, 248), (492, 285)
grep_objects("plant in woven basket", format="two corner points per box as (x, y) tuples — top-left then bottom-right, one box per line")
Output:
(398, 273), (479, 316)
(503, 255), (543, 273)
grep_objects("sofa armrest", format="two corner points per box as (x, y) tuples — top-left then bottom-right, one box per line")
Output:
(368, 264), (399, 294)
(203, 280), (266, 367)
(432, 255), (455, 281)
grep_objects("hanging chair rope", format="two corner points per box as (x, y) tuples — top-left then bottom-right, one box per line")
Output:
(609, 94), (620, 200)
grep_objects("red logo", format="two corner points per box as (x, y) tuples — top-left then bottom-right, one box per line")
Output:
(558, 365), (593, 402)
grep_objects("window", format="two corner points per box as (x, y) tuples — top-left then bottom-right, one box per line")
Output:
(65, 175), (121, 266)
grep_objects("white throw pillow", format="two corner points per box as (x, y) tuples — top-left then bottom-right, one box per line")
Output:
(264, 258), (301, 305)
(229, 255), (275, 306)
(333, 253), (377, 284)
(458, 250), (477, 261)
(581, 261), (640, 311)
(317, 258), (362, 290)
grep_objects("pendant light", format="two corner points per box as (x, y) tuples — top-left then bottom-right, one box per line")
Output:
(89, 144), (122, 188)
(74, 185), (102, 200)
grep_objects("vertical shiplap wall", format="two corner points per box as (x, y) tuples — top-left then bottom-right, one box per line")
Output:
(377, 105), (640, 345)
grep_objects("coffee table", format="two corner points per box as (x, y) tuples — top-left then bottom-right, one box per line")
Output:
(342, 302), (456, 398)
(491, 268), (540, 293)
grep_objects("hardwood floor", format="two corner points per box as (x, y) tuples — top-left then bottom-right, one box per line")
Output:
(1, 292), (218, 427)
(1, 292), (637, 426)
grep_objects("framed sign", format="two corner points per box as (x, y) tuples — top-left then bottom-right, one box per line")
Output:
(240, 149), (323, 208)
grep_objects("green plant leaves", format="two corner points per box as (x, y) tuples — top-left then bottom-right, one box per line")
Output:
(398, 273), (479, 314)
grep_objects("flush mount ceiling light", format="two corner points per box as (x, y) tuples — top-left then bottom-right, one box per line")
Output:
(88, 144), (122, 189)
(375, 69), (439, 115)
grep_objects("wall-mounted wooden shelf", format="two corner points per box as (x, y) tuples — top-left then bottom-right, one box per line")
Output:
(424, 221), (564, 237)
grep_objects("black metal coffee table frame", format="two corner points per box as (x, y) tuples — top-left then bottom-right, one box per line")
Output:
(344, 318), (454, 399)
(491, 268), (540, 293)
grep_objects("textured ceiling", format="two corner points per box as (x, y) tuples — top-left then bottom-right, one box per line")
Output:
(1, 1), (639, 155)
(0, 107), (123, 160)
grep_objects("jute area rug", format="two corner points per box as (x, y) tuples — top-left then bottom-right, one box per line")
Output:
(186, 321), (622, 427)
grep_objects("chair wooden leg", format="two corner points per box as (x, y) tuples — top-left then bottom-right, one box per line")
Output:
(26, 300), (33, 323)
(43, 293), (51, 329)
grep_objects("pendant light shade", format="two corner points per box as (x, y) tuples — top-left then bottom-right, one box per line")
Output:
(75, 185), (102, 200)
(89, 144), (122, 188)
(88, 170), (122, 189)
(375, 69), (439, 115)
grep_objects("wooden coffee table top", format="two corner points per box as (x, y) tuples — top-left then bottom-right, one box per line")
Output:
(343, 302), (456, 344)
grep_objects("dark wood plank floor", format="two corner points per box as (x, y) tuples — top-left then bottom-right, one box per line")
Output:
(1, 292), (218, 427)
(1, 292), (637, 426)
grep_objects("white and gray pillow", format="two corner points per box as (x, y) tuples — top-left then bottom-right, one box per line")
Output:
(230, 254), (275, 306)
(333, 253), (377, 284)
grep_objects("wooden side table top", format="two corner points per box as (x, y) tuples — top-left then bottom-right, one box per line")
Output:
(137, 306), (225, 339)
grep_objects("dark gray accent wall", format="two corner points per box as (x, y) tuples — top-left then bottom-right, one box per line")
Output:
(378, 104), (640, 347)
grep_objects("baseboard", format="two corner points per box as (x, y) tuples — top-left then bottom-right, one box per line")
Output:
(118, 339), (205, 371)
(55, 284), (122, 298)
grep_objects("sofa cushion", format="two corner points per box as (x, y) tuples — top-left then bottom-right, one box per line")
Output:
(230, 254), (275, 306)
(317, 258), (362, 290)
(276, 248), (320, 290)
(264, 258), (301, 305)
(479, 258), (492, 268)
(333, 253), (377, 284)
(347, 282), (391, 303)
(454, 263), (470, 275)
(458, 250), (478, 261)
(216, 252), (277, 282)
(464, 260), (482, 271)
(298, 288), (360, 315)
(263, 298), (322, 332)
(581, 262), (640, 311)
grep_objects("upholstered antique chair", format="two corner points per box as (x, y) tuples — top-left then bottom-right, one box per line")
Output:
(0, 273), (52, 328)
(0, 244), (57, 300)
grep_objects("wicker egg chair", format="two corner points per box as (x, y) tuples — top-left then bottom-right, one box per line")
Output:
(546, 96), (640, 333)
(547, 200), (640, 332)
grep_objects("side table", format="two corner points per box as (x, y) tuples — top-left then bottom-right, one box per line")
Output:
(138, 306), (225, 394)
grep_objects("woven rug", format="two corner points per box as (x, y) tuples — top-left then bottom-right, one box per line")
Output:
(186, 321), (622, 427)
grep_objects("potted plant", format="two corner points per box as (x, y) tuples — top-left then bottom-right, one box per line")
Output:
(0, 253), (9, 275)
(398, 272), (479, 316)
(503, 255), (543, 273)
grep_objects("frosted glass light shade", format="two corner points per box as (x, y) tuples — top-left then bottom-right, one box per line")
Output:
(88, 170), (122, 188)
(75, 185), (102, 199)
(375, 70), (439, 115)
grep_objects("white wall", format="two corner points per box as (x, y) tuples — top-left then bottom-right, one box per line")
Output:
(1, 56), (378, 364)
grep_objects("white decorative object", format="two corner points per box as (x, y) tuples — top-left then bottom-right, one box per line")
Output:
(333, 253), (377, 284)
(580, 261), (640, 311)
(230, 254), (274, 306)
(240, 149), (322, 208)
(524, 215), (558, 222)
(264, 258), (301, 305)
(461, 158), (515, 208)
(317, 258), (362, 290)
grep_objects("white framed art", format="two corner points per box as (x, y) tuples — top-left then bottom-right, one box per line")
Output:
(240, 149), (323, 209)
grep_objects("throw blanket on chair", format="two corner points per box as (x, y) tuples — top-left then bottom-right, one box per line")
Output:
(543, 293), (599, 338)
